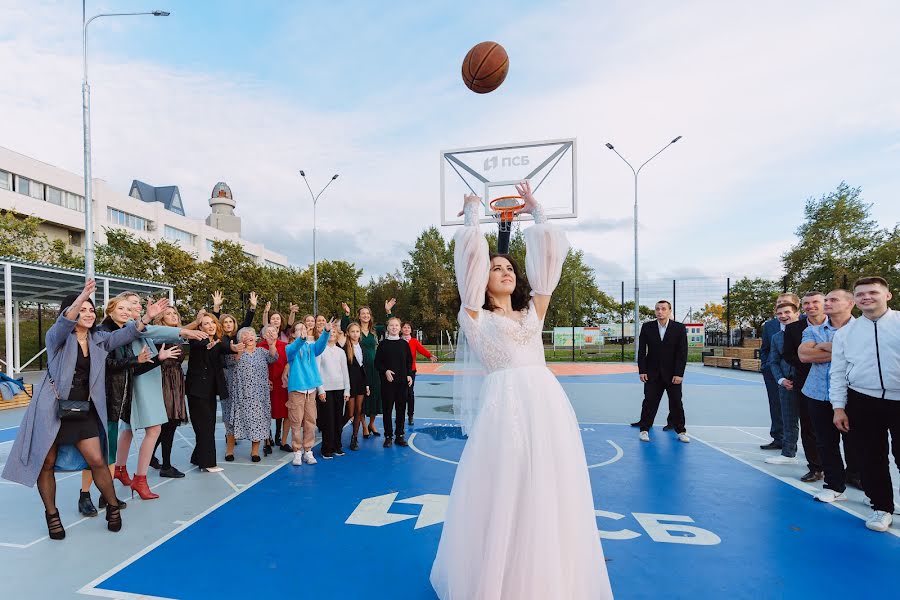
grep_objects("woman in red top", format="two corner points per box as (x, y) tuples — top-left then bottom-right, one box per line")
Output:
(402, 321), (437, 427)
(259, 326), (289, 455)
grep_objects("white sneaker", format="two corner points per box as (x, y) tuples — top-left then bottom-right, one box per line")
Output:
(677, 433), (690, 443)
(639, 431), (650, 442)
(814, 489), (847, 503)
(765, 455), (799, 465)
(292, 451), (303, 466)
(303, 450), (317, 465)
(866, 510), (893, 532)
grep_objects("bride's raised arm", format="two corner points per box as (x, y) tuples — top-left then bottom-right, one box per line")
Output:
(518, 181), (569, 322)
(454, 194), (490, 320)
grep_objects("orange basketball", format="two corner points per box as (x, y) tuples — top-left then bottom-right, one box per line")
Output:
(462, 41), (509, 94)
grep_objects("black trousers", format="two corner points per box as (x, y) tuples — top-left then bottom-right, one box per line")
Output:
(638, 378), (685, 433)
(796, 391), (823, 472)
(807, 398), (862, 492)
(319, 390), (345, 454)
(188, 394), (217, 468)
(407, 371), (417, 418)
(153, 420), (178, 468)
(381, 378), (407, 439)
(846, 389), (900, 513)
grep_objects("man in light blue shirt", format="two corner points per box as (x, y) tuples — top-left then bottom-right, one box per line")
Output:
(799, 289), (859, 502)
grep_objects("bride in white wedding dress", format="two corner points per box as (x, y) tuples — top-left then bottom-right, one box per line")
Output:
(430, 182), (613, 599)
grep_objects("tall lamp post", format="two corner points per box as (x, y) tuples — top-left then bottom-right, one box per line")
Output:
(299, 171), (339, 315)
(82, 2), (170, 281)
(605, 136), (682, 361)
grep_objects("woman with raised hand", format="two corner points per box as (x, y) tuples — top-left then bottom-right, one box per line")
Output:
(112, 293), (207, 501)
(148, 306), (190, 478)
(258, 321), (289, 456)
(213, 291), (257, 438)
(430, 182), (613, 599)
(2, 280), (164, 540)
(225, 326), (279, 461)
(185, 313), (232, 472)
(263, 301), (298, 342)
(341, 298), (395, 437)
(285, 319), (333, 465)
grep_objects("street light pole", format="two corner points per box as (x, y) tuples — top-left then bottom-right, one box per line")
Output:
(82, 2), (170, 281)
(300, 171), (339, 315)
(605, 136), (682, 362)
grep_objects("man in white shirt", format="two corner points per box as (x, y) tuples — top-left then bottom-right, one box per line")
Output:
(830, 276), (900, 532)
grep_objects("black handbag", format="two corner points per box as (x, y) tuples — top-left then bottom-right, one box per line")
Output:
(48, 373), (90, 421)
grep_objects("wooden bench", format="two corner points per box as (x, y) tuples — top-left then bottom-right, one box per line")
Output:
(0, 383), (33, 411)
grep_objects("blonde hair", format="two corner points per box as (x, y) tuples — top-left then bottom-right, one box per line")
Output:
(344, 322), (361, 364)
(103, 296), (131, 319)
(152, 306), (181, 327)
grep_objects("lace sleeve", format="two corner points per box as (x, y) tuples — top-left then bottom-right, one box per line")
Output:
(454, 202), (490, 312)
(524, 219), (569, 297)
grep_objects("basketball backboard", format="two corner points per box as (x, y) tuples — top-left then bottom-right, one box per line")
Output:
(440, 138), (577, 226)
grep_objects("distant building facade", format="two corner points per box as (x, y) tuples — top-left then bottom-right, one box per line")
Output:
(0, 146), (287, 268)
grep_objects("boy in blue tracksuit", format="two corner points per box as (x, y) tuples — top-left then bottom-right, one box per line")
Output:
(285, 319), (332, 465)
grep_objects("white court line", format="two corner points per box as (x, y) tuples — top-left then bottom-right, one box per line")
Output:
(732, 426), (770, 441)
(690, 432), (900, 539)
(78, 440), (319, 599)
(407, 433), (457, 465)
(408, 432), (624, 470)
(216, 471), (240, 493)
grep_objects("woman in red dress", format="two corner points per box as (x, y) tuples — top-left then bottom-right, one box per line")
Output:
(259, 325), (289, 455)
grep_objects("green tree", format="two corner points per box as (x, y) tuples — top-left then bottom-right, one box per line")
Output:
(782, 182), (898, 305)
(726, 277), (781, 334)
(402, 226), (455, 336)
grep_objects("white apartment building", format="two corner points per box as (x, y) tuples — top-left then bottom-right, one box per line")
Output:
(0, 145), (288, 268)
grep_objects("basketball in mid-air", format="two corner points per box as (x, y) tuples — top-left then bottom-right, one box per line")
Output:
(462, 41), (509, 94)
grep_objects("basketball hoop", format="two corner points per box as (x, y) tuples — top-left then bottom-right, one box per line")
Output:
(488, 196), (524, 254)
(489, 195), (525, 223)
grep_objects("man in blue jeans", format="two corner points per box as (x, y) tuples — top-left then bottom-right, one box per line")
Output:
(799, 288), (861, 502)
(766, 302), (802, 465)
(759, 293), (800, 450)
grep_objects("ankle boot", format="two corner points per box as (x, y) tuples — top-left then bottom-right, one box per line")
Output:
(78, 491), (98, 517)
(114, 465), (132, 487)
(99, 496), (127, 510)
(130, 475), (159, 500)
(45, 511), (66, 540)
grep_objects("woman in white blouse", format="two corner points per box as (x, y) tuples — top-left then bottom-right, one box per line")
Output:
(430, 181), (613, 599)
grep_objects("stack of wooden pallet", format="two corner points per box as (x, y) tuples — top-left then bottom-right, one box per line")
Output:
(702, 338), (763, 372)
(0, 383), (33, 411)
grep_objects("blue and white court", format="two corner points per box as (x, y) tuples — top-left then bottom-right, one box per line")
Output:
(1, 364), (898, 599)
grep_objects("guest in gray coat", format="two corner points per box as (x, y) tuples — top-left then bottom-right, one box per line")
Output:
(0, 280), (167, 540)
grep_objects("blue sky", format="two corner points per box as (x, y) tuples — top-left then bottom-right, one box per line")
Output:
(2, 0), (899, 292)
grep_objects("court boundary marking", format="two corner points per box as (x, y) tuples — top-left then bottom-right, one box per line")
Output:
(689, 431), (900, 539)
(76, 441), (315, 599)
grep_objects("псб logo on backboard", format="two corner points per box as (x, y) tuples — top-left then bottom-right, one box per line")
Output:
(483, 155), (530, 171)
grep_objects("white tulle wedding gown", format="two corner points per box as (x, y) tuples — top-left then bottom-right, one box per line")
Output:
(430, 205), (613, 599)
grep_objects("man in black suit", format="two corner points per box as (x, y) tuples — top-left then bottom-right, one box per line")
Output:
(635, 300), (690, 443)
(781, 291), (824, 482)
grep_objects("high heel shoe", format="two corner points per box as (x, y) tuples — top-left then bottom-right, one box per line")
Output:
(251, 454), (261, 463)
(114, 465), (132, 487)
(45, 511), (65, 540)
(130, 475), (159, 500)
(105, 503), (122, 532)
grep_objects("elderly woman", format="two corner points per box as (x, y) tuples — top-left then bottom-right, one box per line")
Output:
(1, 280), (166, 540)
(212, 290), (257, 441)
(225, 326), (279, 461)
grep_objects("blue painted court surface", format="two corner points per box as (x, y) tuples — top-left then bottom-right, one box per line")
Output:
(91, 419), (899, 600)
(2, 365), (898, 599)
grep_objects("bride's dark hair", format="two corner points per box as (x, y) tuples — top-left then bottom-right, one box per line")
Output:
(483, 254), (531, 312)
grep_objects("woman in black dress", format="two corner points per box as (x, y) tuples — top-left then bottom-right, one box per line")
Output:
(185, 313), (232, 472)
(342, 322), (370, 451)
